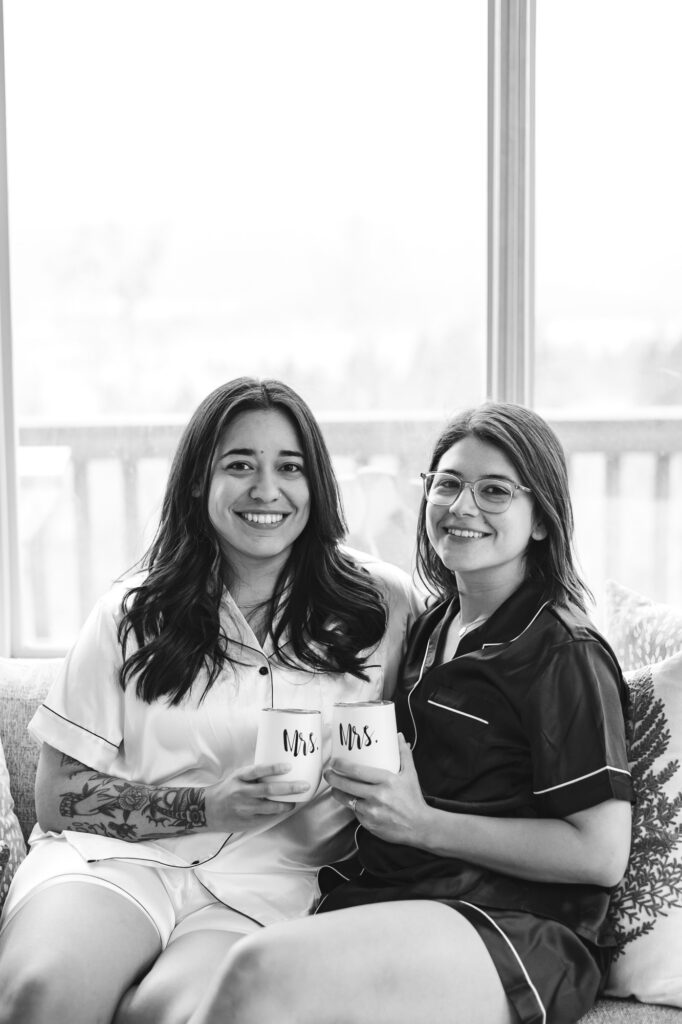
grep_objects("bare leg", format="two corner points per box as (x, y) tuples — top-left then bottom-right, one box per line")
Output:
(188, 901), (517, 1024)
(114, 930), (247, 1024)
(0, 882), (161, 1024)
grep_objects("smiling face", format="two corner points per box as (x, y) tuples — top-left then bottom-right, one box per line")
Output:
(425, 434), (547, 593)
(207, 408), (311, 576)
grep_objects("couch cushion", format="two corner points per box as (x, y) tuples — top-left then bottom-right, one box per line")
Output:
(580, 998), (682, 1022)
(605, 580), (682, 672)
(0, 733), (27, 912)
(605, 652), (682, 1006)
(0, 657), (62, 845)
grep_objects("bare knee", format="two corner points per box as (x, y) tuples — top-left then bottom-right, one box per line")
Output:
(210, 933), (303, 1024)
(117, 983), (206, 1024)
(0, 954), (64, 1024)
(116, 974), (202, 1024)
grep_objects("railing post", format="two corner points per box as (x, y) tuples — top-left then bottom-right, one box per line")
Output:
(605, 454), (621, 584)
(654, 453), (671, 600)
(122, 456), (141, 567)
(72, 457), (94, 624)
(487, 0), (535, 405)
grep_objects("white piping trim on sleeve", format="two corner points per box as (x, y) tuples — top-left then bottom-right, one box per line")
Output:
(458, 901), (547, 1024)
(533, 764), (631, 796)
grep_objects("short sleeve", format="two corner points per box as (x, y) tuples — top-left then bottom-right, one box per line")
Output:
(29, 586), (127, 772)
(524, 639), (633, 817)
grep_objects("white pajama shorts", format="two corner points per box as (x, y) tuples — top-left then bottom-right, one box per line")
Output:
(0, 835), (265, 948)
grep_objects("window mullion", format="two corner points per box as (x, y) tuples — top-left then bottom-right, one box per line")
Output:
(0, 0), (19, 656)
(487, 0), (535, 405)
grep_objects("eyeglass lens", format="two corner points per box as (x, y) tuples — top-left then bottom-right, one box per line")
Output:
(425, 473), (514, 510)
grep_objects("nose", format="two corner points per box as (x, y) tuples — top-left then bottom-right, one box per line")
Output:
(447, 482), (478, 515)
(249, 469), (281, 502)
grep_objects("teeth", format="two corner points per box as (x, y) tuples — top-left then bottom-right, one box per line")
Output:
(446, 528), (487, 538)
(241, 512), (285, 525)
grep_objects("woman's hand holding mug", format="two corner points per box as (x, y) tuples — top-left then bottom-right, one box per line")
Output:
(205, 708), (322, 831)
(326, 733), (431, 846)
(204, 760), (313, 831)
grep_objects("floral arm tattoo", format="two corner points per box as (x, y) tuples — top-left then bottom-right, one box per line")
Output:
(56, 753), (207, 841)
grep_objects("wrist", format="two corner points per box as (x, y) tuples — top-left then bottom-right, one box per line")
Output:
(203, 784), (218, 831)
(412, 802), (441, 853)
(416, 804), (460, 857)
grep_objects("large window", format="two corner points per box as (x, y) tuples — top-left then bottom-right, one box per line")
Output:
(536, 0), (682, 607)
(1, 1), (486, 651)
(2, 1), (681, 657)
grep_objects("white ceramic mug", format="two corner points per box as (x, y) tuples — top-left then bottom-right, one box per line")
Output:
(254, 708), (323, 802)
(332, 700), (400, 773)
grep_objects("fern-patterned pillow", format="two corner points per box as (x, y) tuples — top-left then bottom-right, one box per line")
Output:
(605, 651), (682, 1005)
(604, 580), (682, 672)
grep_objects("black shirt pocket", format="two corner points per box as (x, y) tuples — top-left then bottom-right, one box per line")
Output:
(420, 684), (490, 783)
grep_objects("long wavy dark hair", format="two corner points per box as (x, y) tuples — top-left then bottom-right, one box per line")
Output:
(118, 378), (387, 704)
(416, 402), (591, 611)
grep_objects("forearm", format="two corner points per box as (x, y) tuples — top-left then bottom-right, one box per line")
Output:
(36, 748), (206, 842)
(418, 799), (630, 887)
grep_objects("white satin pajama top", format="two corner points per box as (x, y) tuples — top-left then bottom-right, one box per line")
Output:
(28, 553), (422, 927)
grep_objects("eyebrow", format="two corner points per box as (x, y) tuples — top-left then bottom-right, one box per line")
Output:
(437, 470), (517, 483)
(218, 447), (304, 459)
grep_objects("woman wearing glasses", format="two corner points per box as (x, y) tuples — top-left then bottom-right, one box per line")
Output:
(187, 402), (633, 1024)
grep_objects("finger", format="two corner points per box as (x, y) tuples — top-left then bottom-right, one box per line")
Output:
(238, 762), (292, 783)
(326, 777), (368, 802)
(252, 798), (297, 816)
(261, 780), (311, 798)
(329, 786), (359, 806)
(398, 733), (415, 770)
(328, 758), (387, 784)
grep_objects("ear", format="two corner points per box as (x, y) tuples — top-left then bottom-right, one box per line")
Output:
(531, 519), (548, 541)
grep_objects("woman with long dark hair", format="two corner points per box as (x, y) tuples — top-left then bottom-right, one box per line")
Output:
(0, 378), (421, 1024)
(187, 402), (633, 1024)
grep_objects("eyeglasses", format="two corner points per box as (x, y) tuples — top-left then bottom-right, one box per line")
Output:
(421, 471), (532, 513)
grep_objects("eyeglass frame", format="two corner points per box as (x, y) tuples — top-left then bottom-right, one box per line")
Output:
(420, 470), (532, 513)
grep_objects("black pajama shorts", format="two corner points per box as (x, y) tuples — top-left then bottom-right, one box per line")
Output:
(316, 883), (607, 1024)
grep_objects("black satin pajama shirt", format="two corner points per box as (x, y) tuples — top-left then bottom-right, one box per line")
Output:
(318, 581), (633, 1024)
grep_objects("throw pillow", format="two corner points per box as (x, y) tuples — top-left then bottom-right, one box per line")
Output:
(604, 580), (682, 672)
(605, 651), (682, 1005)
(0, 734), (27, 913)
(0, 840), (9, 890)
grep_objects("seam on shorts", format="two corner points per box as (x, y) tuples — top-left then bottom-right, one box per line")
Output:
(0, 872), (166, 947)
(457, 900), (547, 1024)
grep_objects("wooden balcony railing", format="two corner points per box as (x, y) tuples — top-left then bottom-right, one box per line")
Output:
(16, 410), (682, 645)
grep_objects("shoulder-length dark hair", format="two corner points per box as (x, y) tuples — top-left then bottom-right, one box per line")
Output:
(416, 401), (591, 611)
(119, 378), (387, 703)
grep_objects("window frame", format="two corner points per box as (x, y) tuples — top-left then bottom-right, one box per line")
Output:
(0, 0), (536, 656)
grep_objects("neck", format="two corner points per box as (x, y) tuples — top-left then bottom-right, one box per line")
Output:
(455, 567), (526, 625)
(226, 555), (289, 613)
